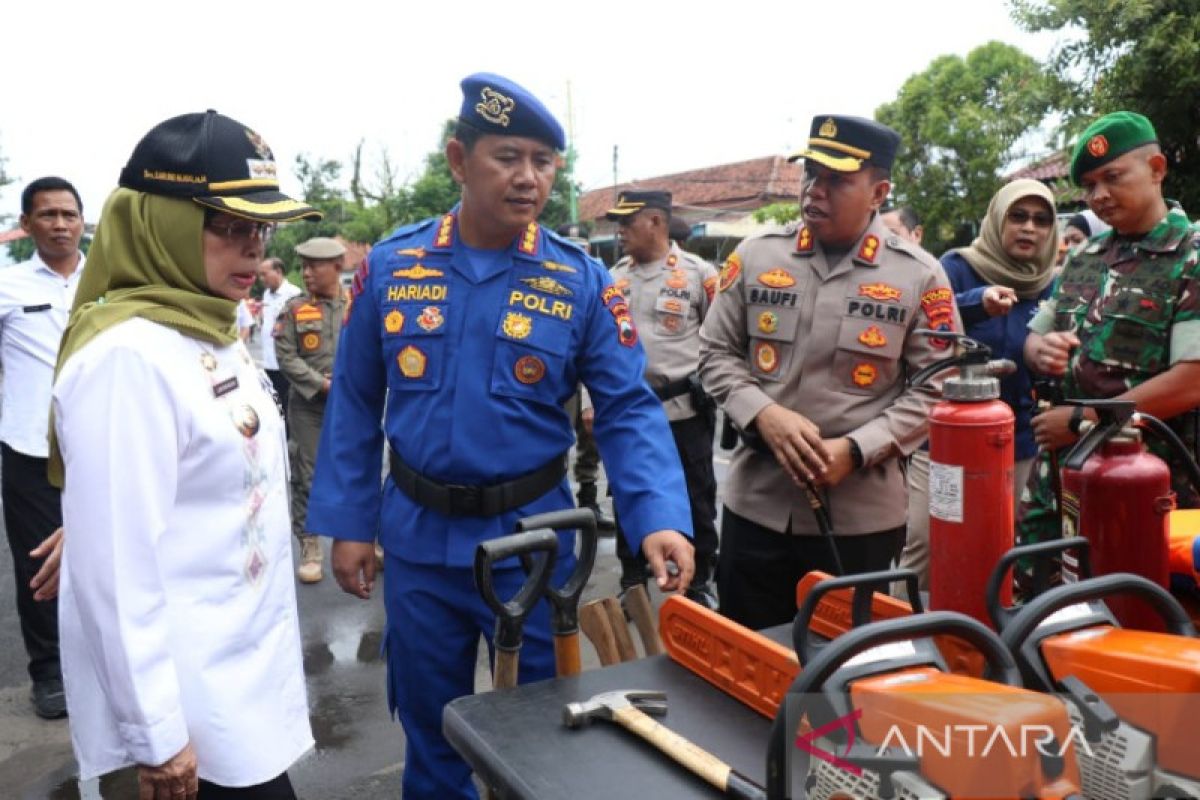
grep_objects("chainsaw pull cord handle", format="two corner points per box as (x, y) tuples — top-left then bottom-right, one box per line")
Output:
(985, 539), (1093, 631)
(793, 568), (925, 665)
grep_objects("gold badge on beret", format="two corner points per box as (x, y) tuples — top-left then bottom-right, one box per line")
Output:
(476, 86), (516, 127)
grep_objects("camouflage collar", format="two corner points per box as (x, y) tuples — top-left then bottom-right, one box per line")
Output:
(1118, 206), (1192, 255)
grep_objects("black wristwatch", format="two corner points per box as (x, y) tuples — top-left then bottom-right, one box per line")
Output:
(846, 437), (864, 469)
(1068, 405), (1086, 436)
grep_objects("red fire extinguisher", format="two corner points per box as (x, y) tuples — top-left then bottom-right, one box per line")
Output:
(1059, 400), (1174, 631)
(909, 333), (1016, 627)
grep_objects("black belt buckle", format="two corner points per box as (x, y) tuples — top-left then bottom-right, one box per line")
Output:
(445, 483), (484, 516)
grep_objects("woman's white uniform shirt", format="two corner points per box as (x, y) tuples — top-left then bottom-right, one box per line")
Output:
(53, 317), (313, 785)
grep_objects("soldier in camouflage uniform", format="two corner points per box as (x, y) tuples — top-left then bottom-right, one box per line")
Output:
(1020, 112), (1200, 555)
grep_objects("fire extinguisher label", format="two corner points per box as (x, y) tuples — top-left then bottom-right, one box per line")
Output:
(929, 461), (964, 523)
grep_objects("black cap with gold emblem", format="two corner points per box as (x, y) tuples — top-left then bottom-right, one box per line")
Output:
(458, 72), (566, 150)
(605, 190), (672, 220)
(118, 110), (321, 222)
(788, 115), (901, 173)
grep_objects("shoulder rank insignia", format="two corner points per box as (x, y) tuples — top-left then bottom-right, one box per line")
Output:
(517, 222), (540, 256)
(858, 326), (887, 348)
(397, 345), (427, 379)
(666, 253), (678, 268)
(718, 253), (742, 292)
(397, 247), (427, 259)
(384, 309), (405, 334)
(856, 234), (881, 264)
(520, 276), (572, 297)
(393, 265), (445, 280)
(433, 213), (456, 249)
(859, 283), (902, 302)
(502, 311), (533, 339)
(796, 226), (814, 253)
(541, 260), (577, 274)
(417, 306), (445, 332)
(758, 268), (796, 289)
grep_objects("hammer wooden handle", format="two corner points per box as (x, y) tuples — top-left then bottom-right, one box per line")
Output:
(621, 585), (663, 656)
(612, 705), (765, 799)
(579, 599), (621, 666)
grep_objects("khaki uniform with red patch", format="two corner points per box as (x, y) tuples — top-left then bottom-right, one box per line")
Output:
(609, 243), (720, 420)
(699, 214), (960, 536)
(273, 291), (348, 539)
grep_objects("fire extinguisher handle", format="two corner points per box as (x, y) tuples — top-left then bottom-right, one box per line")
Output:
(985, 540), (1094, 631)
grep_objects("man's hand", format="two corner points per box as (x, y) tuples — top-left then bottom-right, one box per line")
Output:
(1031, 405), (1082, 450)
(640, 530), (694, 593)
(332, 540), (378, 599)
(138, 742), (198, 800)
(982, 286), (1017, 317)
(30, 527), (64, 601)
(321, 376), (332, 395)
(581, 406), (594, 435)
(753, 404), (831, 485)
(814, 438), (855, 488)
(1028, 331), (1079, 377)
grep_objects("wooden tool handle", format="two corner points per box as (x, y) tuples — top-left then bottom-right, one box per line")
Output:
(493, 649), (520, 690)
(603, 596), (639, 662)
(621, 584), (663, 656)
(554, 632), (582, 677)
(579, 600), (621, 666)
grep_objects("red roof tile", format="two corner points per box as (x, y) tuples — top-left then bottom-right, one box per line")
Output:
(1007, 150), (1069, 182)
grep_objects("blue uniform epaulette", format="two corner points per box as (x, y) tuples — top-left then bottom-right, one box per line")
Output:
(376, 216), (439, 247)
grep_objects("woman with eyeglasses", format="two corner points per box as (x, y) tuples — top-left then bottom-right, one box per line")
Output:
(939, 178), (1060, 507)
(48, 112), (320, 800)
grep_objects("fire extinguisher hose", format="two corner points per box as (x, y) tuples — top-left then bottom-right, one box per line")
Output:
(1136, 412), (1200, 495)
(802, 480), (844, 576)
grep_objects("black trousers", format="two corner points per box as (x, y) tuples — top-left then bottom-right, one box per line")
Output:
(1, 443), (62, 682)
(616, 414), (719, 585)
(199, 773), (295, 799)
(265, 369), (291, 426)
(716, 506), (904, 631)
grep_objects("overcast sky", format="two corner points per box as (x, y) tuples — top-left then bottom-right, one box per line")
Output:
(0, 0), (1062, 225)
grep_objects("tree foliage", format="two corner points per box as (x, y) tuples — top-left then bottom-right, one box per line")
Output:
(876, 41), (1052, 254)
(1011, 0), (1200, 213)
(752, 201), (800, 226)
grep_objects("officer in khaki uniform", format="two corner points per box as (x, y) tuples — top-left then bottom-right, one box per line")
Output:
(600, 190), (721, 604)
(700, 115), (960, 629)
(274, 236), (348, 583)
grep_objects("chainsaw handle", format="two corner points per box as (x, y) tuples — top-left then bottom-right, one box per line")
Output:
(474, 529), (559, 652)
(985, 539), (1093, 631)
(515, 508), (599, 634)
(793, 568), (924, 665)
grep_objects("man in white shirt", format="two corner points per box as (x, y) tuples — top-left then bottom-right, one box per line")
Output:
(257, 257), (302, 423)
(0, 176), (85, 719)
(236, 298), (255, 343)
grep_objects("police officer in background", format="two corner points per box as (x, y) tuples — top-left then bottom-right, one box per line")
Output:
(306, 73), (694, 799)
(598, 190), (720, 606)
(274, 236), (347, 584)
(700, 116), (959, 630)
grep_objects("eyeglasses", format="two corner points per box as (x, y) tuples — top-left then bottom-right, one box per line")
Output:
(1006, 209), (1056, 229)
(206, 218), (276, 245)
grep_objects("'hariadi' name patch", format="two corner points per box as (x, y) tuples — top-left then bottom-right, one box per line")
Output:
(388, 284), (448, 303)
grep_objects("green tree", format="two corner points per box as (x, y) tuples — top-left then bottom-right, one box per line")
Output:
(1012, 0), (1200, 213)
(876, 41), (1052, 254)
(752, 201), (800, 226)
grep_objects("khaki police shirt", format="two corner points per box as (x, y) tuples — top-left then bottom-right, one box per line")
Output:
(609, 243), (719, 420)
(274, 291), (348, 404)
(699, 215), (960, 536)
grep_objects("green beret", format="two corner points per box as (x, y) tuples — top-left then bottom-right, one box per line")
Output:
(1070, 111), (1158, 185)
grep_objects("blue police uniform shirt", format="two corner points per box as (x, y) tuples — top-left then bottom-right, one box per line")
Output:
(306, 207), (693, 565)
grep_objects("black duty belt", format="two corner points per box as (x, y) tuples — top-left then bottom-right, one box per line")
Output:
(389, 448), (568, 517)
(654, 375), (693, 401)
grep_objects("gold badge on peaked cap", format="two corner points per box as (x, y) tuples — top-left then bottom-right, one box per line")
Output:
(244, 129), (274, 160)
(819, 118), (838, 138)
(476, 87), (516, 127)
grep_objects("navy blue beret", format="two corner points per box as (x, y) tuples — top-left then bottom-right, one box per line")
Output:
(458, 72), (566, 151)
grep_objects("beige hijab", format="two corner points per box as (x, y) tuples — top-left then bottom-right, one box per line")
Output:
(954, 178), (1058, 300)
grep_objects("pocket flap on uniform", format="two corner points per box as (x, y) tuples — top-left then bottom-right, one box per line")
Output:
(745, 306), (801, 342)
(837, 319), (905, 359)
(496, 310), (571, 356)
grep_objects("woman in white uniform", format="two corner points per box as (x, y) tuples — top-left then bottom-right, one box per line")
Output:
(48, 112), (321, 800)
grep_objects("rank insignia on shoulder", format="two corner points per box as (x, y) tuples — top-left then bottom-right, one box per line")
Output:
(384, 309), (405, 334)
(520, 276), (573, 297)
(417, 306), (445, 332)
(301, 332), (321, 351)
(666, 269), (687, 289)
(856, 234), (880, 264)
(666, 253), (678, 268)
(392, 265), (445, 280)
(858, 325), (887, 348)
(852, 362), (878, 387)
(502, 311), (533, 339)
(398, 345), (427, 379)
(757, 311), (778, 334)
(518, 222), (539, 255)
(859, 282), (902, 301)
(718, 253), (742, 292)
(796, 227), (814, 253)
(541, 259), (577, 274)
(616, 313), (638, 347)
(397, 247), (427, 259)
(514, 354), (546, 384)
(757, 268), (796, 289)
(753, 341), (780, 374)
(703, 276), (717, 303)
(434, 214), (456, 249)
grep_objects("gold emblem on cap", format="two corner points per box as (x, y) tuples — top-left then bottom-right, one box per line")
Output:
(477, 87), (516, 127)
(244, 129), (274, 160)
(819, 118), (838, 138)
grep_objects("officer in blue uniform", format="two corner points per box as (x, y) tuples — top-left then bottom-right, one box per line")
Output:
(307, 73), (695, 799)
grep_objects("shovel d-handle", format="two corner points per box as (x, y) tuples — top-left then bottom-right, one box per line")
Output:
(474, 529), (559, 689)
(766, 611), (1020, 800)
(515, 508), (599, 677)
(1000, 572), (1198, 692)
(792, 568), (924, 666)
(985, 539), (1094, 632)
